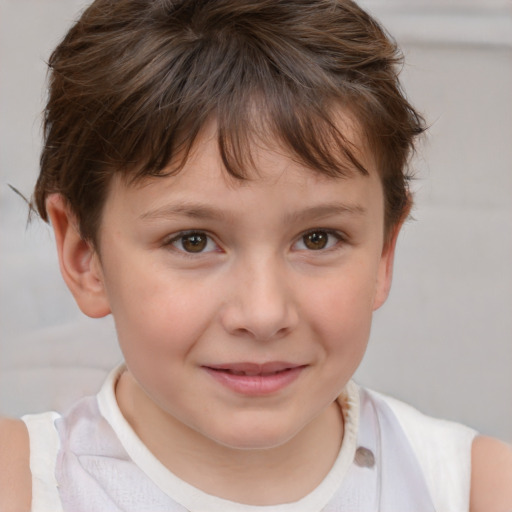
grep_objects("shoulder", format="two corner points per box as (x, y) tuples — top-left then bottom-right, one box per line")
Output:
(370, 389), (477, 454)
(470, 435), (512, 512)
(366, 388), (477, 510)
(0, 417), (31, 511)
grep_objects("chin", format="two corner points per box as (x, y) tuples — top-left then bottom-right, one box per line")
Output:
(207, 421), (300, 451)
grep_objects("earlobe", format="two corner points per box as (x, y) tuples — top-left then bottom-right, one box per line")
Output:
(46, 194), (111, 318)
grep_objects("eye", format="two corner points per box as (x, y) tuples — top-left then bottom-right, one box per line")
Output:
(167, 231), (218, 254)
(294, 230), (342, 251)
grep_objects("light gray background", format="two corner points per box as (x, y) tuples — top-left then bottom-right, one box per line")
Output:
(1, 0), (511, 441)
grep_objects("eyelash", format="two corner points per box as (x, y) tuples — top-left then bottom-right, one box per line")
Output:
(293, 229), (345, 252)
(164, 228), (345, 256)
(164, 231), (220, 256)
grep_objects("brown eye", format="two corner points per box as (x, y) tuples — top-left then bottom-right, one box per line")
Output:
(168, 231), (219, 255)
(181, 233), (207, 252)
(303, 231), (329, 250)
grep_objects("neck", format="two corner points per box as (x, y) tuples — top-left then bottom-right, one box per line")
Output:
(116, 371), (344, 505)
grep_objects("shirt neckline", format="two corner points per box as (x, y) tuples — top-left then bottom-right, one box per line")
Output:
(97, 364), (360, 512)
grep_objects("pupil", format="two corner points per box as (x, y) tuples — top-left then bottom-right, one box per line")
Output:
(305, 231), (327, 250)
(182, 234), (207, 252)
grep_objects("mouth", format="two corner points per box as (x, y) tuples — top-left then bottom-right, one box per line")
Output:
(202, 362), (307, 395)
(205, 362), (304, 375)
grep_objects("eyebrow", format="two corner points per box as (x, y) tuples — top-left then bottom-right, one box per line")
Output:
(139, 201), (366, 222)
(284, 203), (366, 224)
(140, 202), (229, 221)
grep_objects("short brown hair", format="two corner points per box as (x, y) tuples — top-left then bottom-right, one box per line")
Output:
(34, 0), (425, 245)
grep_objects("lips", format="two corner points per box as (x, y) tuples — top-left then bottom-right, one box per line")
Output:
(206, 362), (301, 375)
(203, 362), (306, 395)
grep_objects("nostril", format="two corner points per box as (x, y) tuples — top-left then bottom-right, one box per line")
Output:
(220, 304), (298, 341)
(219, 267), (299, 340)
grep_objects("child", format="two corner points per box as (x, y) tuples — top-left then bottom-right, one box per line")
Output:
(1, 0), (511, 510)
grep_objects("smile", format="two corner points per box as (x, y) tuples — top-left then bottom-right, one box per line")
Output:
(221, 369), (290, 376)
(202, 363), (307, 395)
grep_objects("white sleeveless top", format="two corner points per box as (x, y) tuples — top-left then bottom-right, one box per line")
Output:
(22, 366), (477, 512)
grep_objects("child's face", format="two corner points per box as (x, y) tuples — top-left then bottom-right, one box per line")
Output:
(76, 120), (397, 450)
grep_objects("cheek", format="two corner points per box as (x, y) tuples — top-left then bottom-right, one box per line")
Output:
(306, 260), (379, 319)
(300, 263), (378, 349)
(107, 268), (219, 354)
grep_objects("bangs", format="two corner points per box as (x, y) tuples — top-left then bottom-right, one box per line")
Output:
(112, 30), (369, 183)
(37, 0), (424, 243)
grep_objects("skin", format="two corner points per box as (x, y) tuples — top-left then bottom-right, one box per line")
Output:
(55, 121), (394, 504)
(0, 121), (511, 509)
(0, 418), (31, 511)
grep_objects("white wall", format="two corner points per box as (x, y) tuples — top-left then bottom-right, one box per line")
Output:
(1, 0), (511, 441)
(355, 1), (512, 442)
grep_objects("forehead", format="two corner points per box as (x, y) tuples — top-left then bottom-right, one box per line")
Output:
(134, 107), (376, 184)
(103, 118), (384, 229)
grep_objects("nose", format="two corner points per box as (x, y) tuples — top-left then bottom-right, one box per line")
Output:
(220, 256), (299, 341)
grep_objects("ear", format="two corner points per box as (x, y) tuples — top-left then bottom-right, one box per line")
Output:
(372, 227), (399, 310)
(46, 194), (111, 318)
(373, 202), (411, 311)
